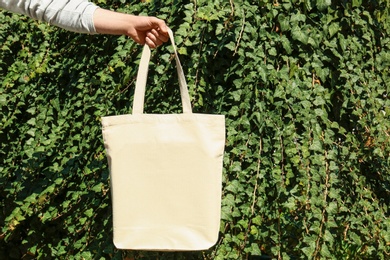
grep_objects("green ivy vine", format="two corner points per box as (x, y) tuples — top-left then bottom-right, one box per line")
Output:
(1, 0), (389, 259)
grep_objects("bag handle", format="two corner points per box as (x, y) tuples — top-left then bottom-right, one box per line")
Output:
(132, 28), (192, 114)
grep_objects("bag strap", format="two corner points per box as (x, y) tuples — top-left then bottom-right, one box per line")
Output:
(132, 28), (192, 114)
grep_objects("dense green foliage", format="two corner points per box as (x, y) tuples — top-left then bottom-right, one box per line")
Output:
(1, 0), (390, 259)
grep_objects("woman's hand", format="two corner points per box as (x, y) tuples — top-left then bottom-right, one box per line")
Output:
(93, 8), (169, 48)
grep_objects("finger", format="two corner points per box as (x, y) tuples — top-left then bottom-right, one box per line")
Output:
(151, 28), (169, 43)
(150, 17), (169, 35)
(145, 37), (157, 48)
(131, 30), (146, 45)
(146, 31), (163, 47)
(147, 30), (164, 45)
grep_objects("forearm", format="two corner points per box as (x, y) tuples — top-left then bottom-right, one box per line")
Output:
(93, 8), (134, 36)
(0, 0), (169, 47)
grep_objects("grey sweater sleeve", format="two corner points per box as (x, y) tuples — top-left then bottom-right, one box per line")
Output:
(0, 0), (99, 34)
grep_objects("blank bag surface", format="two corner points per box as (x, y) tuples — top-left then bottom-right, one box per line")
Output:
(101, 29), (225, 251)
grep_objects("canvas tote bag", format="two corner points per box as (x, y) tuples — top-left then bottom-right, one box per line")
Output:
(101, 29), (225, 251)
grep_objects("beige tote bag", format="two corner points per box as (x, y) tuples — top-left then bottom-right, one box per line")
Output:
(101, 29), (225, 251)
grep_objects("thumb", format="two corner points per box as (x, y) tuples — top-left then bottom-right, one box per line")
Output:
(150, 17), (168, 35)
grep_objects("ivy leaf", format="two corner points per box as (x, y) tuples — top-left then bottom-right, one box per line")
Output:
(291, 26), (309, 44)
(317, 0), (331, 11)
(328, 22), (340, 38)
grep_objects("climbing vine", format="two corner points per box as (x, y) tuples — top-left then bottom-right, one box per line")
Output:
(1, 0), (389, 259)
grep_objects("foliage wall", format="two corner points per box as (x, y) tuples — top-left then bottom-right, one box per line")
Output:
(1, 0), (389, 259)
